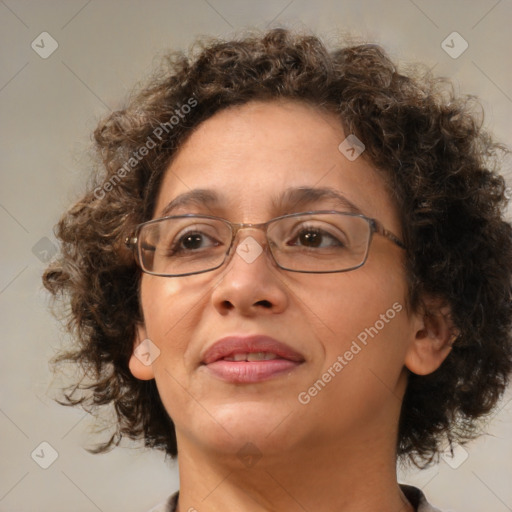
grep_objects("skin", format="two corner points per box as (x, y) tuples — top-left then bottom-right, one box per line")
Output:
(129, 100), (455, 512)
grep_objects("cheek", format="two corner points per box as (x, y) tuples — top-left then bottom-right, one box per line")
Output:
(305, 256), (410, 383)
(302, 260), (407, 338)
(139, 275), (196, 357)
(140, 276), (181, 327)
(138, 276), (201, 418)
(297, 270), (409, 427)
(139, 272), (220, 371)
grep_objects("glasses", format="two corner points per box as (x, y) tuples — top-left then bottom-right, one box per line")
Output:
(124, 211), (406, 277)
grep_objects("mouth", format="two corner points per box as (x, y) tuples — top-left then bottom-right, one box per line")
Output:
(200, 335), (305, 383)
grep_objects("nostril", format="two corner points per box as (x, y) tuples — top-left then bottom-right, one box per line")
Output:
(221, 300), (234, 310)
(256, 299), (272, 308)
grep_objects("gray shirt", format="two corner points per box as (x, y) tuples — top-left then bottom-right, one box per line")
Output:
(148, 484), (444, 511)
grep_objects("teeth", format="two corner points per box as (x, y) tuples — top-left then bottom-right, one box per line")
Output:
(222, 352), (280, 362)
(247, 352), (271, 361)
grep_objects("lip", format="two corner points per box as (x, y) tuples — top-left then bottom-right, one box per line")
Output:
(201, 335), (305, 383)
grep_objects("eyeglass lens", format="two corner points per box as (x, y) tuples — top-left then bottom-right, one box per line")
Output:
(137, 213), (372, 276)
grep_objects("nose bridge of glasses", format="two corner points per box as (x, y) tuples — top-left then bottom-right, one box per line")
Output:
(223, 221), (280, 271)
(230, 220), (271, 247)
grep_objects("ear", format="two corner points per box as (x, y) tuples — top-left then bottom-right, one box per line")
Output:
(404, 295), (460, 376)
(128, 322), (156, 381)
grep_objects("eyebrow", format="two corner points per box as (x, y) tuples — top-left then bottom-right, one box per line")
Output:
(273, 186), (365, 216)
(160, 189), (221, 217)
(158, 186), (365, 218)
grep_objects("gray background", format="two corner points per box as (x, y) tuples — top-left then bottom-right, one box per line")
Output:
(1, 1), (511, 511)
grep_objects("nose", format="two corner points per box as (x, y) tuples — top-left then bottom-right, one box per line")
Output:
(210, 231), (289, 316)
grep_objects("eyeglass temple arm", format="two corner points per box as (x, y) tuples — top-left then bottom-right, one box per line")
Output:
(373, 221), (406, 249)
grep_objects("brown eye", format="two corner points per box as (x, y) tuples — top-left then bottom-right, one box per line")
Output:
(289, 227), (345, 249)
(180, 232), (206, 250)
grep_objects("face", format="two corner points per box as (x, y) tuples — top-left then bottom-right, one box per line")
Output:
(129, 100), (425, 463)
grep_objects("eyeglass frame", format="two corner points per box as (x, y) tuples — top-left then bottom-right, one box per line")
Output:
(124, 210), (406, 277)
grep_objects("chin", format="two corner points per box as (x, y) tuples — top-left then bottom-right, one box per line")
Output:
(190, 400), (304, 457)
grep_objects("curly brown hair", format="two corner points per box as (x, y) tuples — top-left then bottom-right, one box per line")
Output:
(43, 28), (512, 467)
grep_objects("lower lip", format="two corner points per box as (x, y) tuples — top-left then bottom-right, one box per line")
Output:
(203, 359), (302, 383)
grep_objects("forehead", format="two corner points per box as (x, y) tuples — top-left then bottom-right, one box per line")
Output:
(154, 100), (400, 232)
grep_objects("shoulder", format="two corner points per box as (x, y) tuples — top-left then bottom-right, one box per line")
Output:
(151, 487), (449, 512)
(145, 490), (179, 512)
(400, 484), (446, 512)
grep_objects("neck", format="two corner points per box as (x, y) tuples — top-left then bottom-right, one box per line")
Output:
(174, 428), (414, 512)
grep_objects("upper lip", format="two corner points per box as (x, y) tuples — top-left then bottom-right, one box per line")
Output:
(201, 335), (305, 364)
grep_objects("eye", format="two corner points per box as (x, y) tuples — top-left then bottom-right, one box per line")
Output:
(168, 229), (221, 255)
(286, 225), (346, 249)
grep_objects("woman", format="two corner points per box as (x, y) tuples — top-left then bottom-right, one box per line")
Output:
(43, 28), (512, 511)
